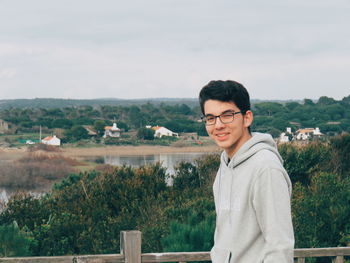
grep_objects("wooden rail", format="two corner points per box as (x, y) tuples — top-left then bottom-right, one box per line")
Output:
(1, 231), (350, 263)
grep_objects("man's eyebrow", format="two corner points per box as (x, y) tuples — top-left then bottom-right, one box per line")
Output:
(221, 110), (235, 114)
(205, 109), (235, 116)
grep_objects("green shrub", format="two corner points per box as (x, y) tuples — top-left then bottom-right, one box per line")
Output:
(0, 221), (32, 257)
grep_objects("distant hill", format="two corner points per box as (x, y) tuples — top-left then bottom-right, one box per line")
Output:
(0, 98), (301, 110)
(0, 98), (200, 110)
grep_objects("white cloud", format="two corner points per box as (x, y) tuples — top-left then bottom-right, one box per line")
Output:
(0, 68), (16, 79)
(0, 43), (36, 57)
(0, 0), (349, 100)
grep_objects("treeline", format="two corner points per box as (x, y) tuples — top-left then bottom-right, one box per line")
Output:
(251, 95), (350, 137)
(1, 95), (349, 142)
(0, 98), (199, 110)
(0, 134), (350, 258)
(0, 103), (205, 139)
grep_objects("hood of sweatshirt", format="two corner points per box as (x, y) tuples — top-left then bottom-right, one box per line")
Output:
(221, 132), (283, 168)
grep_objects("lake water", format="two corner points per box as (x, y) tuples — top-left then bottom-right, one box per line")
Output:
(102, 152), (207, 175)
(0, 152), (208, 204)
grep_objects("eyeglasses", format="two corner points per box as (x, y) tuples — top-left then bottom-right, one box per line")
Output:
(201, 111), (242, 126)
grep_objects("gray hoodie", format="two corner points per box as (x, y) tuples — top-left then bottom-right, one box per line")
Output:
(210, 132), (294, 263)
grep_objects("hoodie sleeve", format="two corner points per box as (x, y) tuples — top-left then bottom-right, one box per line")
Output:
(252, 168), (295, 263)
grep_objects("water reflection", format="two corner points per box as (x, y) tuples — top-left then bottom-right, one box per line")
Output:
(103, 152), (207, 175)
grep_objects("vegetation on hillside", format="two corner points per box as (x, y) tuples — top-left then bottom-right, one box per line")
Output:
(0, 95), (349, 145)
(1, 134), (350, 259)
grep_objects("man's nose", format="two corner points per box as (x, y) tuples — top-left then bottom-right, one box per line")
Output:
(214, 116), (225, 128)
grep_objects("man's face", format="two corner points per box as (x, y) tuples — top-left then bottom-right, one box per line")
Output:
(204, 99), (253, 157)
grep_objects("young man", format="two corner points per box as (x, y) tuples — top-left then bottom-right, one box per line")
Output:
(199, 80), (294, 263)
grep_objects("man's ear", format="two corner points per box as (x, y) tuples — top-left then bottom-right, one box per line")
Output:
(243, 110), (253, 128)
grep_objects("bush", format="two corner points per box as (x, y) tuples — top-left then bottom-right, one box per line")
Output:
(330, 134), (350, 175)
(64, 126), (89, 142)
(104, 137), (137, 145)
(162, 211), (215, 253)
(0, 163), (169, 255)
(292, 173), (350, 249)
(278, 143), (333, 186)
(0, 221), (32, 257)
(137, 128), (154, 140)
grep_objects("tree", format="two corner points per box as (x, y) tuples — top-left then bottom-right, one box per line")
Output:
(292, 173), (350, 249)
(93, 120), (107, 136)
(330, 134), (350, 175)
(278, 143), (333, 186)
(318, 96), (336, 105)
(117, 122), (129, 132)
(303, 99), (315, 106)
(172, 162), (200, 191)
(270, 118), (289, 131)
(162, 212), (215, 253)
(64, 126), (89, 142)
(129, 106), (144, 128)
(252, 116), (273, 127)
(265, 127), (282, 138)
(254, 102), (284, 116)
(324, 104), (345, 120)
(71, 117), (94, 125)
(0, 221), (31, 257)
(196, 123), (207, 136)
(45, 108), (64, 118)
(177, 104), (192, 115)
(51, 118), (73, 129)
(341, 95), (350, 105)
(137, 127), (154, 140)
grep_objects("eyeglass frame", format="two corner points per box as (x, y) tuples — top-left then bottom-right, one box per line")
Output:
(201, 110), (243, 126)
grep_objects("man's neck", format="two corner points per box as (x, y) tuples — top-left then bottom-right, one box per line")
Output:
(226, 132), (252, 158)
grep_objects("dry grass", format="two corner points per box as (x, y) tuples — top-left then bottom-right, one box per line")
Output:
(170, 140), (190, 148)
(27, 143), (61, 152)
(0, 153), (81, 190)
(20, 153), (81, 166)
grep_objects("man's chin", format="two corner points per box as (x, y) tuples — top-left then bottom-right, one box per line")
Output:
(215, 140), (231, 150)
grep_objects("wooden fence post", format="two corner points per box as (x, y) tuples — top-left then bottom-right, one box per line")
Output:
(334, 256), (344, 263)
(120, 231), (142, 263)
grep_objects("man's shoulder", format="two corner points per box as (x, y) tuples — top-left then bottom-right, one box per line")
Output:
(251, 148), (280, 162)
(248, 149), (285, 171)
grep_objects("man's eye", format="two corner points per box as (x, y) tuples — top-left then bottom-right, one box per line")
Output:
(206, 117), (215, 121)
(221, 114), (233, 118)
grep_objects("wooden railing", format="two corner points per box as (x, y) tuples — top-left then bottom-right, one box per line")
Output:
(1, 231), (350, 263)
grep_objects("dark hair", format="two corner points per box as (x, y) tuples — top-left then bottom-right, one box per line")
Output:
(199, 80), (251, 115)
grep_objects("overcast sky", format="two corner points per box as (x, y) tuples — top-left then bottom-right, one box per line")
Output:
(0, 0), (349, 100)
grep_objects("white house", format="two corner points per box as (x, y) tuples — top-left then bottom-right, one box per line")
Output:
(296, 127), (323, 140)
(152, 126), (179, 138)
(278, 127), (293, 143)
(279, 132), (290, 143)
(42, 135), (61, 146)
(103, 123), (121, 138)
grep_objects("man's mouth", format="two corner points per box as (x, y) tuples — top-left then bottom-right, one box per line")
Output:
(216, 133), (229, 140)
